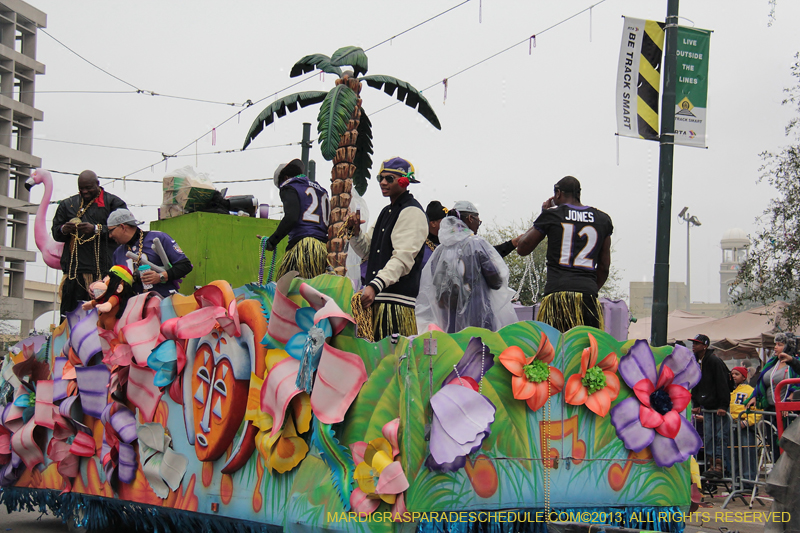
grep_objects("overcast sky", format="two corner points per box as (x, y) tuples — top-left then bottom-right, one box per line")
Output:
(21, 0), (800, 327)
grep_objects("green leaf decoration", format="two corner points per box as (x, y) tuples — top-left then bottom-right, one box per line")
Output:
(399, 338), (427, 478)
(342, 349), (402, 446)
(352, 108), (373, 196)
(311, 418), (354, 511)
(361, 74), (442, 130)
(290, 54), (343, 78)
(330, 46), (369, 77)
(243, 91), (328, 149)
(317, 84), (359, 161)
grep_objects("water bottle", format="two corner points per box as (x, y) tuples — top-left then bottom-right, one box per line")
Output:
(138, 264), (153, 290)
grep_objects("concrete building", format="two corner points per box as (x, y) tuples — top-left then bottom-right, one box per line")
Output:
(719, 227), (750, 304)
(629, 228), (751, 319)
(0, 0), (45, 335)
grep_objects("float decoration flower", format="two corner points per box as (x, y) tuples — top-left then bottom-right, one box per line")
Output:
(65, 306), (103, 366)
(147, 340), (187, 388)
(45, 408), (95, 492)
(137, 421), (189, 499)
(100, 402), (139, 485)
(0, 451), (22, 487)
(350, 418), (409, 517)
(498, 333), (564, 412)
(247, 373), (312, 474)
(427, 337), (496, 472)
(74, 365), (111, 419)
(260, 272), (364, 436)
(564, 332), (620, 417)
(610, 340), (702, 467)
(0, 425), (10, 466)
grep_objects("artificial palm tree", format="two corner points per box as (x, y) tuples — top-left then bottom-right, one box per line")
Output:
(243, 46), (441, 275)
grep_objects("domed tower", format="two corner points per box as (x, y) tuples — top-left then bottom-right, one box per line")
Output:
(720, 228), (750, 304)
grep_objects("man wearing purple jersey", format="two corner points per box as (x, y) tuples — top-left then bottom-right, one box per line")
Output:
(264, 159), (330, 279)
(517, 176), (613, 332)
(108, 208), (193, 298)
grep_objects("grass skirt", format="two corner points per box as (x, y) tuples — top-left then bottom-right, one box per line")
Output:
(537, 291), (604, 333)
(276, 237), (328, 279)
(373, 302), (418, 339)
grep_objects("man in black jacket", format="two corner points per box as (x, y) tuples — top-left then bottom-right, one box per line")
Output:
(347, 157), (427, 339)
(690, 333), (731, 477)
(51, 170), (127, 318)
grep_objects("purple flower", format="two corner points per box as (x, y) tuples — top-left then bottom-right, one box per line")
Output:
(610, 341), (702, 468)
(427, 384), (496, 472)
(428, 337), (497, 472)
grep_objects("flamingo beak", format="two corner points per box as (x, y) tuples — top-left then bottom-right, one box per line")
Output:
(24, 176), (35, 191)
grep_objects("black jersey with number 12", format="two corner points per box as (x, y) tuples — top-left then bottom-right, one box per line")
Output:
(533, 204), (614, 296)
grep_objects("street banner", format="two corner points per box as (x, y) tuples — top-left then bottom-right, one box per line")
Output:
(674, 26), (711, 147)
(616, 17), (665, 140)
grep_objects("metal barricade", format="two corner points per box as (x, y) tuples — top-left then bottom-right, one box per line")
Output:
(693, 410), (737, 497)
(722, 408), (798, 509)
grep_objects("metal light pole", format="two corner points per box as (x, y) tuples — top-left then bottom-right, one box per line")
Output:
(650, 0), (680, 346)
(677, 207), (701, 311)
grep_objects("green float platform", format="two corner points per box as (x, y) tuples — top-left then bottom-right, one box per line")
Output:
(151, 212), (285, 293)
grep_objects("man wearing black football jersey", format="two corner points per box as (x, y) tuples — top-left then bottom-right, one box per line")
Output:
(517, 176), (613, 332)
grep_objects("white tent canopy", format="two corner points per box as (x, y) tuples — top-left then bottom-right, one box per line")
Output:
(668, 302), (791, 349)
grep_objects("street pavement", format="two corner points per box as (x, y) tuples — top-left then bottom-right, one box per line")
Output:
(685, 489), (773, 533)
(0, 506), (67, 532)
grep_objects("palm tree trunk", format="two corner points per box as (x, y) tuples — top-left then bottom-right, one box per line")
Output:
(327, 74), (362, 276)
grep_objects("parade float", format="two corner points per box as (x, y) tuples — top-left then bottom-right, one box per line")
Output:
(2, 41), (702, 532)
(0, 268), (699, 532)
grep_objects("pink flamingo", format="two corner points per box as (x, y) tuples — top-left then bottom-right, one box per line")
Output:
(24, 169), (63, 269)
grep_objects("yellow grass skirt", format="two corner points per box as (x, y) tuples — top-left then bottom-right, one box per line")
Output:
(276, 237), (328, 280)
(536, 291), (604, 333)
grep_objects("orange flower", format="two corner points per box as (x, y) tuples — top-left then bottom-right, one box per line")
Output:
(498, 334), (564, 412)
(564, 333), (620, 417)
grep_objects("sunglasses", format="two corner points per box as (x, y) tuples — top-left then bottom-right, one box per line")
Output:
(377, 173), (396, 184)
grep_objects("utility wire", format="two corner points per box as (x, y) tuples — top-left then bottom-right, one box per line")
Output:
(371, 0), (609, 116)
(40, 28), (250, 107)
(113, 0), (475, 182)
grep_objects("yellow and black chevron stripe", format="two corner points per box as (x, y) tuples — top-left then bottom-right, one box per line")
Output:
(637, 20), (665, 140)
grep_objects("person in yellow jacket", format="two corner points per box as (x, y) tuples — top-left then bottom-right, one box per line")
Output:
(729, 366), (760, 487)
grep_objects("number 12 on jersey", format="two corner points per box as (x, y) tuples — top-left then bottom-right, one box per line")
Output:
(559, 223), (598, 269)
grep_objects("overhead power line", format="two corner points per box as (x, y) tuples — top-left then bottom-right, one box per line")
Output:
(40, 28), (252, 108)
(371, 0), (610, 117)
(113, 0), (476, 182)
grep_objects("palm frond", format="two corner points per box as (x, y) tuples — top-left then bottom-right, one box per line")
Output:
(330, 46), (369, 77)
(361, 75), (442, 130)
(290, 54), (343, 78)
(317, 84), (359, 161)
(243, 91), (328, 149)
(352, 109), (373, 196)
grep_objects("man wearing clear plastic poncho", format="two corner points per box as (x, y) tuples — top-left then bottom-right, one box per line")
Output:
(416, 201), (517, 333)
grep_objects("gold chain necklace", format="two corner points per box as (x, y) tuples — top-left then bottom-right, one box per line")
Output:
(128, 230), (145, 266)
(66, 195), (102, 282)
(66, 231), (101, 282)
(76, 195), (97, 218)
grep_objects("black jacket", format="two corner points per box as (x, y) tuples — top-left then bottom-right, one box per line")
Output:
(690, 349), (731, 411)
(51, 190), (127, 275)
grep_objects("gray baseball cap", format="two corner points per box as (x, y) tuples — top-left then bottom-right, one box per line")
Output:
(107, 208), (143, 227)
(452, 200), (479, 215)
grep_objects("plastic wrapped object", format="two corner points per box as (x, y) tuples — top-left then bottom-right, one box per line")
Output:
(159, 166), (216, 219)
